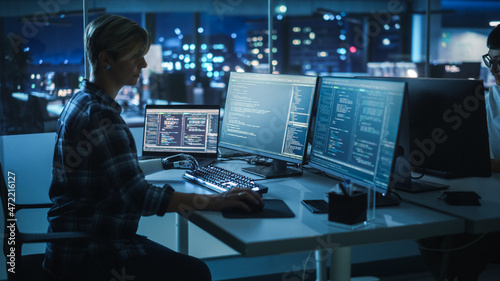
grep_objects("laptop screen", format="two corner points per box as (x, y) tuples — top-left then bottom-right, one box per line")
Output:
(142, 104), (220, 158)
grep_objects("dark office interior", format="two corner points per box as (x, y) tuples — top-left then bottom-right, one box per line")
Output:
(2, 0), (500, 280)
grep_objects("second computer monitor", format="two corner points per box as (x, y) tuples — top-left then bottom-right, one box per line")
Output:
(364, 77), (491, 178)
(309, 77), (407, 194)
(219, 72), (318, 178)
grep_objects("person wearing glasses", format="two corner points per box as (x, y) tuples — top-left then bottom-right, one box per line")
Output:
(417, 25), (500, 281)
(483, 24), (500, 172)
(43, 14), (262, 281)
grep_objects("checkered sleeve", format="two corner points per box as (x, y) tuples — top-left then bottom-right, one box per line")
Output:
(90, 107), (174, 217)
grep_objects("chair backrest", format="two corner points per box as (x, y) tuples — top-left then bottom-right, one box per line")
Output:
(26, 95), (45, 132)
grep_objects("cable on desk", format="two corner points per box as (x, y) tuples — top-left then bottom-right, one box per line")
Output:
(387, 190), (402, 201)
(302, 250), (314, 281)
(411, 168), (425, 180)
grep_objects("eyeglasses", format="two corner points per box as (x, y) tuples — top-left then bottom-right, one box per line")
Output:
(482, 54), (500, 72)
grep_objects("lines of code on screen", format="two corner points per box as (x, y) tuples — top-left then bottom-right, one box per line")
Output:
(220, 72), (317, 162)
(144, 109), (218, 154)
(309, 77), (405, 191)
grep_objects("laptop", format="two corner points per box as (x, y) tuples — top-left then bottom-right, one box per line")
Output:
(140, 104), (220, 167)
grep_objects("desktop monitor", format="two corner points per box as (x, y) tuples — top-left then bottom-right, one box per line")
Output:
(364, 77), (491, 179)
(429, 62), (481, 79)
(149, 72), (187, 103)
(219, 72), (318, 178)
(308, 77), (407, 194)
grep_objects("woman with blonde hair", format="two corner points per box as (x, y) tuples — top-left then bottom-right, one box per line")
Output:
(43, 14), (261, 281)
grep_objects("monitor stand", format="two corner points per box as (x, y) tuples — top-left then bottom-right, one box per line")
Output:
(392, 156), (449, 193)
(375, 192), (401, 207)
(242, 159), (302, 179)
(395, 179), (449, 193)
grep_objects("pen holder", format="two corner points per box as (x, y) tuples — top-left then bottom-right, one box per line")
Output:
(328, 191), (367, 225)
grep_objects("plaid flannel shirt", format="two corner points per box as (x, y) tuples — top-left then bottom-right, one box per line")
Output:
(43, 80), (174, 278)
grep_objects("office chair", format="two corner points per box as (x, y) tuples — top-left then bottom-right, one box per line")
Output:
(1, 162), (90, 281)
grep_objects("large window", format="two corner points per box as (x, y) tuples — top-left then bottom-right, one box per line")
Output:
(0, 0), (496, 135)
(1, 6), (86, 135)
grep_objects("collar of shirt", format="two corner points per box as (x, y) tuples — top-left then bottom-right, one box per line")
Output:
(80, 79), (123, 114)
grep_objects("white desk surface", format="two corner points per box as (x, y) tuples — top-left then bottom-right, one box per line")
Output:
(398, 173), (500, 234)
(146, 161), (465, 258)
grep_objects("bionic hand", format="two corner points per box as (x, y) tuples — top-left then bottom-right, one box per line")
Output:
(162, 154), (199, 170)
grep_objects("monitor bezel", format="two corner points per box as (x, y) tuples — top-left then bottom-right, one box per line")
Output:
(308, 76), (408, 194)
(359, 76), (492, 179)
(218, 72), (319, 178)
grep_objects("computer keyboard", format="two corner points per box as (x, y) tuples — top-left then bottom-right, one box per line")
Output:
(183, 165), (269, 194)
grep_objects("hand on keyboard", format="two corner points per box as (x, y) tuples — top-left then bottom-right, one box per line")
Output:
(162, 154), (199, 170)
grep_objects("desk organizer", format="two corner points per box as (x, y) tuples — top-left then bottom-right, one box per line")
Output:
(328, 191), (367, 225)
(327, 182), (376, 228)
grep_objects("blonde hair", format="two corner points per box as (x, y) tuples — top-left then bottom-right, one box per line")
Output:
(85, 14), (151, 73)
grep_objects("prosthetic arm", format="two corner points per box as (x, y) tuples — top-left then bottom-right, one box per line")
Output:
(161, 153), (199, 170)
(139, 154), (199, 175)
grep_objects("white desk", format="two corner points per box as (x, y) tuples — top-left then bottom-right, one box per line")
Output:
(398, 173), (500, 234)
(146, 161), (465, 281)
(0, 131), (469, 281)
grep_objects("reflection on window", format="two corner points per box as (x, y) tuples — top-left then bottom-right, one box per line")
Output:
(1, 8), (407, 135)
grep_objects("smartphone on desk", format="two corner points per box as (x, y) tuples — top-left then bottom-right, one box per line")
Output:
(301, 199), (329, 214)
